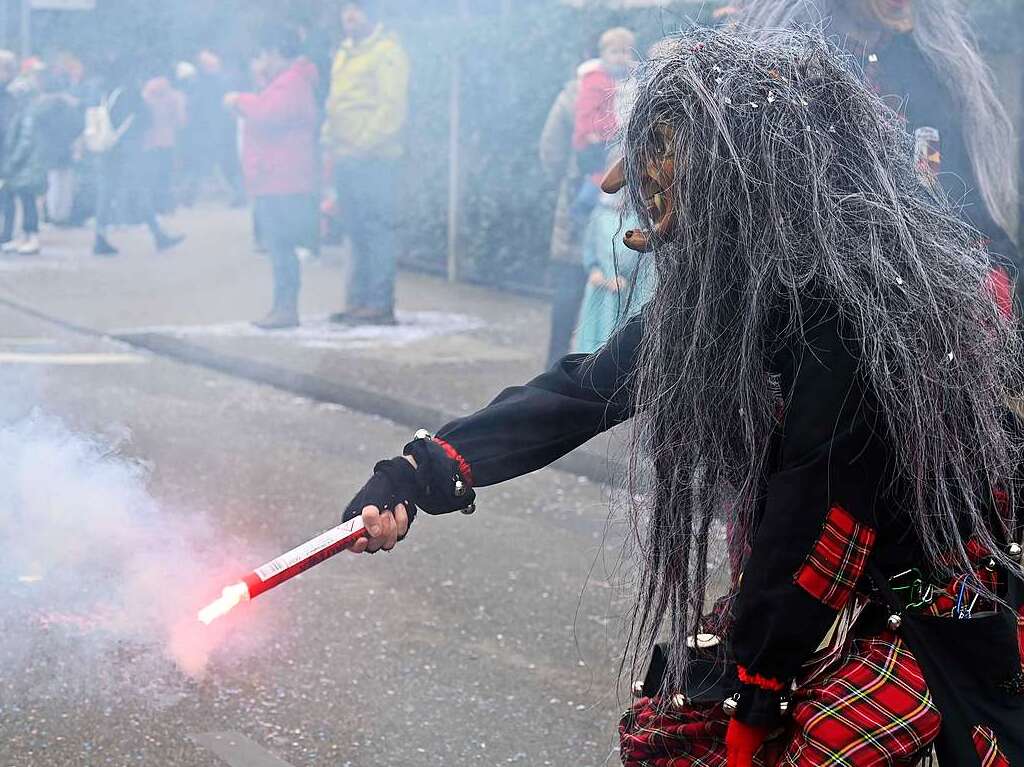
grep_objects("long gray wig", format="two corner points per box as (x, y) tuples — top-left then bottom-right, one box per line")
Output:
(739, 0), (1019, 241)
(621, 25), (1023, 694)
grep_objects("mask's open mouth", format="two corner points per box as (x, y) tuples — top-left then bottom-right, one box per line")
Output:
(600, 152), (677, 253)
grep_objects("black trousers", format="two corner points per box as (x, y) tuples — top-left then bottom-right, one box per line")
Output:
(1, 187), (38, 241)
(546, 261), (586, 368)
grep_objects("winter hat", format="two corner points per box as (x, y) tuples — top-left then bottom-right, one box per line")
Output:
(599, 27), (636, 52)
(343, 0), (379, 18)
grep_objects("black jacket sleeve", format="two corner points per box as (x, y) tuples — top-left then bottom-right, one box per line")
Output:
(731, 308), (886, 727)
(435, 313), (643, 486)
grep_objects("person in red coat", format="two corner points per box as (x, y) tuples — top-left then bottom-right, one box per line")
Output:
(568, 27), (636, 229)
(225, 25), (319, 329)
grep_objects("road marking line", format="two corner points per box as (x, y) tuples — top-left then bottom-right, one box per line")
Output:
(0, 352), (148, 365)
(0, 337), (57, 346)
(190, 731), (296, 767)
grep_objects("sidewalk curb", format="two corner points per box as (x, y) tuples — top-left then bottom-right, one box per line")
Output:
(0, 293), (618, 484)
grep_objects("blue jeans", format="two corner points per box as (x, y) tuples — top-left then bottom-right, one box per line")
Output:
(254, 194), (314, 314)
(335, 158), (398, 314)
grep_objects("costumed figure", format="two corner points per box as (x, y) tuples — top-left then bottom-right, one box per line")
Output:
(740, 0), (1021, 308)
(341, 27), (1024, 767)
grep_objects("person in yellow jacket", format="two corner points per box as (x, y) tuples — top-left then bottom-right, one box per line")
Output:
(325, 0), (410, 326)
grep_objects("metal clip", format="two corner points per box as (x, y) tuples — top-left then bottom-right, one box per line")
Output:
(888, 568), (937, 610)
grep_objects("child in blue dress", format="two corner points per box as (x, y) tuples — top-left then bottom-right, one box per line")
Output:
(574, 190), (650, 354)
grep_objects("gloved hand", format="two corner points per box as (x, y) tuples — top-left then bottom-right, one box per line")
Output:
(725, 718), (771, 767)
(342, 434), (476, 554)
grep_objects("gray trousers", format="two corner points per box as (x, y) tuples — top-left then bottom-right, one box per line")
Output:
(335, 158), (398, 314)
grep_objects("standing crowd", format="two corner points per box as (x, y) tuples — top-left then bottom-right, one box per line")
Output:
(0, 0), (411, 336)
(0, 46), (242, 258)
(228, 0), (409, 330)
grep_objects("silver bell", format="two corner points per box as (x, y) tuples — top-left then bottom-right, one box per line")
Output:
(454, 478), (467, 497)
(631, 680), (644, 698)
(1008, 542), (1023, 562)
(887, 613), (903, 631)
(413, 429), (433, 441)
(722, 693), (740, 717)
(460, 503), (477, 516)
(778, 698), (790, 715)
(669, 693), (689, 709)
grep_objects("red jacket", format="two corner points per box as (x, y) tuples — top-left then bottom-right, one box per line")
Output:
(235, 58), (319, 197)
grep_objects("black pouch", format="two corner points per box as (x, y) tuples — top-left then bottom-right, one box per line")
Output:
(640, 641), (739, 703)
(869, 562), (1024, 764)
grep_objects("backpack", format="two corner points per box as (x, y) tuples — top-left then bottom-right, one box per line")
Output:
(83, 88), (134, 154)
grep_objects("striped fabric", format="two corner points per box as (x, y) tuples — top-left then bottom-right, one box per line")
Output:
(972, 725), (1010, 767)
(777, 635), (940, 766)
(619, 634), (938, 767)
(794, 505), (876, 610)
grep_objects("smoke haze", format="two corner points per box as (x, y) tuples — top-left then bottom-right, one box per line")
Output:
(0, 406), (275, 706)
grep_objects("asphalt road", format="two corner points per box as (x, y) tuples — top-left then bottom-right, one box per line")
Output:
(0, 305), (632, 767)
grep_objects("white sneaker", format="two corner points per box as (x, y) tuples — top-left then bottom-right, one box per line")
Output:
(1, 239), (20, 253)
(17, 236), (40, 255)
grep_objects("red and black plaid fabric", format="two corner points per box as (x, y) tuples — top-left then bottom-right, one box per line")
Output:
(793, 505), (876, 610)
(619, 633), (938, 767)
(973, 725), (1010, 767)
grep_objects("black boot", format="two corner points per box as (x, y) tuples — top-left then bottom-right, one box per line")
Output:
(253, 308), (299, 330)
(93, 234), (119, 256)
(155, 232), (185, 252)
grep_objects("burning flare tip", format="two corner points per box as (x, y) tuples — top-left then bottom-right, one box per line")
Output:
(197, 582), (249, 625)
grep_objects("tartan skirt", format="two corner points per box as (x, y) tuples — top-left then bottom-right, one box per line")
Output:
(619, 632), (942, 767)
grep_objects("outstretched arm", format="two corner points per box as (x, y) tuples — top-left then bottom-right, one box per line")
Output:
(341, 313), (645, 553)
(435, 311), (643, 486)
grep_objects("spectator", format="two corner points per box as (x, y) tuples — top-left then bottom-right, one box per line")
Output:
(36, 68), (82, 226)
(2, 72), (47, 255)
(56, 51), (100, 227)
(0, 50), (19, 248)
(142, 71), (186, 215)
(91, 58), (184, 256)
(569, 27), (636, 229)
(574, 190), (648, 354)
(324, 0), (410, 326)
(540, 60), (586, 367)
(181, 50), (244, 206)
(225, 25), (319, 330)
(245, 56), (271, 253)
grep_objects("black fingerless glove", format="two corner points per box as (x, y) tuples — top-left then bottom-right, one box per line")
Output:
(342, 456), (421, 524)
(342, 432), (476, 524)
